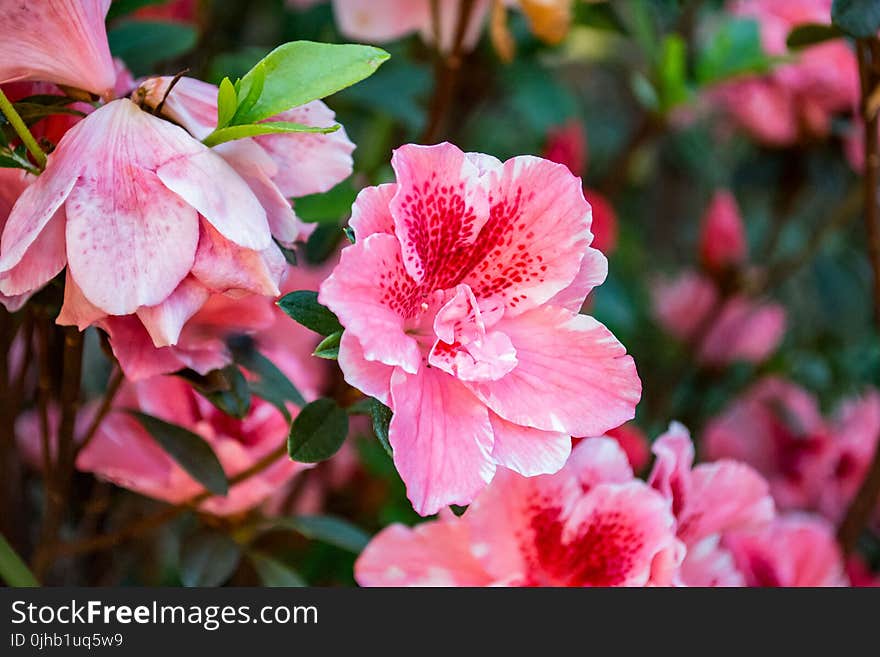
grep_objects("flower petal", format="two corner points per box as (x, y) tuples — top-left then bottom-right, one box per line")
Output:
(0, 208), (66, 296)
(489, 412), (571, 477)
(349, 183), (397, 241)
(136, 276), (211, 348)
(337, 331), (393, 405)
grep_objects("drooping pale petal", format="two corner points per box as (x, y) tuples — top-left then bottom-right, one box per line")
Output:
(56, 270), (106, 330)
(355, 518), (492, 587)
(319, 233), (422, 373)
(136, 276), (211, 347)
(0, 0), (116, 98)
(337, 331), (393, 406)
(389, 367), (496, 515)
(488, 413), (571, 477)
(0, 207), (67, 297)
(348, 183), (397, 240)
(465, 306), (640, 436)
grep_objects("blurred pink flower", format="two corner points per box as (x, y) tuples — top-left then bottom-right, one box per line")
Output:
(723, 513), (848, 586)
(321, 142), (640, 514)
(714, 0), (858, 146)
(0, 99), (283, 364)
(138, 76), (354, 246)
(603, 422), (650, 473)
(699, 190), (747, 273)
(0, 0), (117, 99)
(355, 437), (682, 586)
(134, 0), (198, 22)
(74, 375), (310, 516)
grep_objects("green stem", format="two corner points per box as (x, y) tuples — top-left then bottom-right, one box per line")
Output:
(0, 532), (39, 587)
(0, 87), (47, 170)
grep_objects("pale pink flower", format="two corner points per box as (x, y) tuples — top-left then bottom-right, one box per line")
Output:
(703, 378), (834, 511)
(320, 142), (640, 514)
(647, 422), (775, 586)
(138, 76), (355, 246)
(0, 168), (40, 312)
(714, 0), (858, 146)
(0, 99), (282, 363)
(355, 437), (682, 586)
(603, 422), (650, 472)
(0, 0), (117, 99)
(652, 271), (786, 365)
(723, 513), (848, 587)
(75, 375), (310, 516)
(699, 190), (747, 273)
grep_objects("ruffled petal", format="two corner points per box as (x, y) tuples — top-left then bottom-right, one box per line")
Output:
(136, 276), (211, 347)
(488, 412), (571, 477)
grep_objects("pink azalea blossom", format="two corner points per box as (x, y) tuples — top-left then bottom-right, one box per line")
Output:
(0, 168), (37, 312)
(320, 142), (640, 515)
(652, 271), (786, 365)
(73, 375), (310, 516)
(646, 422), (775, 586)
(723, 513), (848, 587)
(699, 190), (747, 273)
(603, 422), (650, 473)
(355, 437), (682, 586)
(0, 0), (117, 99)
(137, 76), (354, 246)
(0, 99), (284, 363)
(714, 0), (858, 146)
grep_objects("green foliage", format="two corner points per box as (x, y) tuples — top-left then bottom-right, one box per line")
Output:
(247, 552), (306, 587)
(0, 534), (38, 587)
(108, 20), (197, 76)
(288, 398), (349, 463)
(786, 23), (845, 49)
(369, 398), (393, 457)
(180, 532), (241, 587)
(696, 18), (775, 85)
(313, 331), (342, 359)
(832, 0), (880, 38)
(277, 291), (343, 336)
(271, 515), (371, 553)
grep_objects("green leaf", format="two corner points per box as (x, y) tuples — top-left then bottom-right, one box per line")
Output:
(304, 223), (344, 264)
(0, 533), (38, 587)
(294, 180), (359, 224)
(313, 331), (341, 359)
(180, 533), (241, 587)
(216, 77), (238, 129)
(277, 290), (343, 336)
(696, 18), (773, 85)
(369, 398), (393, 457)
(657, 35), (689, 112)
(128, 411), (229, 495)
(832, 0), (880, 38)
(232, 62), (265, 122)
(203, 121), (338, 147)
(786, 23), (845, 49)
(273, 515), (370, 553)
(630, 72), (659, 112)
(288, 398), (349, 463)
(230, 344), (307, 415)
(248, 551), (306, 587)
(108, 20), (197, 76)
(200, 365), (252, 419)
(343, 225), (356, 244)
(231, 41), (389, 125)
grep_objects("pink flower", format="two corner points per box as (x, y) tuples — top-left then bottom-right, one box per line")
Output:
(75, 376), (309, 516)
(703, 378), (835, 511)
(723, 513), (848, 586)
(320, 143), (640, 515)
(699, 190), (747, 273)
(0, 0), (117, 99)
(652, 271), (786, 365)
(355, 437), (682, 586)
(138, 76), (354, 246)
(134, 0), (198, 22)
(0, 99), (283, 362)
(0, 168), (38, 312)
(603, 422), (650, 473)
(647, 422), (775, 586)
(714, 0), (858, 147)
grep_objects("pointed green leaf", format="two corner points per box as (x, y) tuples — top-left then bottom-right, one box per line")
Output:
(128, 411), (229, 495)
(216, 77), (238, 129)
(277, 290), (343, 336)
(288, 398), (348, 463)
(231, 344), (307, 415)
(313, 331), (341, 359)
(0, 533), (38, 587)
(271, 515), (370, 553)
(786, 23), (845, 49)
(248, 552), (306, 587)
(233, 62), (265, 122)
(200, 365), (252, 419)
(180, 532), (241, 587)
(231, 41), (389, 125)
(369, 398), (393, 457)
(203, 121), (338, 147)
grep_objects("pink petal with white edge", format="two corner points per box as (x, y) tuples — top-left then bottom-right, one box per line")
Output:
(389, 143), (491, 283)
(337, 331), (393, 406)
(157, 149), (271, 251)
(389, 367), (496, 516)
(488, 413), (571, 477)
(462, 155), (591, 315)
(355, 518), (492, 587)
(0, 209), (67, 296)
(348, 183), (397, 240)
(567, 436), (634, 490)
(56, 270), (106, 330)
(319, 233), (422, 373)
(65, 164), (199, 315)
(136, 276), (211, 348)
(466, 306), (641, 436)
(545, 247), (607, 312)
(254, 101), (355, 198)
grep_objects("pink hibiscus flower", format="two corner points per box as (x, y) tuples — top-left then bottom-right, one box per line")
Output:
(320, 142), (640, 515)
(0, 98), (283, 363)
(0, 0), (117, 99)
(355, 437), (682, 586)
(713, 0), (858, 147)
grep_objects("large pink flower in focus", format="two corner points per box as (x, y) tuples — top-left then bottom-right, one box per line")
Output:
(0, 99), (282, 358)
(138, 76), (355, 246)
(0, 0), (117, 99)
(714, 0), (858, 146)
(320, 143), (640, 515)
(355, 437), (682, 586)
(75, 375), (309, 516)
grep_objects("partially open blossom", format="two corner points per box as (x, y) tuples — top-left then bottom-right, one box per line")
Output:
(138, 75), (355, 246)
(647, 422), (775, 586)
(723, 513), (848, 587)
(0, 0), (117, 99)
(699, 190), (747, 273)
(713, 0), (858, 147)
(75, 375), (309, 516)
(355, 437), (682, 586)
(321, 143), (640, 514)
(0, 99), (282, 362)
